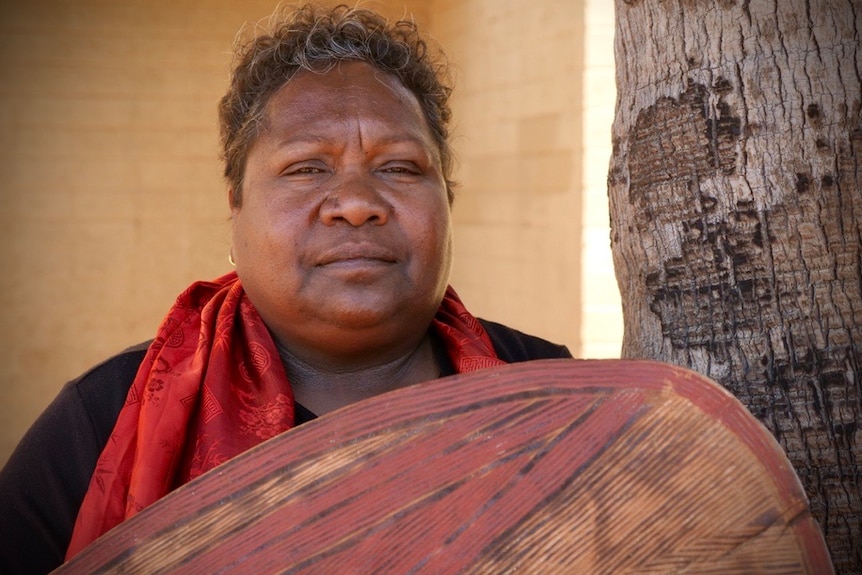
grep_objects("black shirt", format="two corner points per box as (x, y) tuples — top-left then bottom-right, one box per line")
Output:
(0, 319), (570, 574)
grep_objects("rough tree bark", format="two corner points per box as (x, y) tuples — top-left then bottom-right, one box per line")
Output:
(608, 1), (861, 573)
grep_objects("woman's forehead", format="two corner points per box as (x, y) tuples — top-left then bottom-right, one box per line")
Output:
(260, 62), (435, 146)
(272, 62), (421, 114)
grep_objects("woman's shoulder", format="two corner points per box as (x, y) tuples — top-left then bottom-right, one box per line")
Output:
(69, 341), (151, 440)
(10, 339), (151, 473)
(478, 319), (573, 362)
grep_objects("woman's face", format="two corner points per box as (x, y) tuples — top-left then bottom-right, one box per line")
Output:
(232, 61), (453, 364)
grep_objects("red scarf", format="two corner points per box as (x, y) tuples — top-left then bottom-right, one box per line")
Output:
(66, 272), (503, 558)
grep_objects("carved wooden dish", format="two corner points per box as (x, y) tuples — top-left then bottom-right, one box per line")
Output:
(54, 359), (832, 574)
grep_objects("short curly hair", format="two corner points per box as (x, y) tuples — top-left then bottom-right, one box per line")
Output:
(219, 4), (455, 207)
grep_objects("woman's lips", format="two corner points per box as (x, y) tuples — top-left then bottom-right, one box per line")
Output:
(315, 243), (398, 267)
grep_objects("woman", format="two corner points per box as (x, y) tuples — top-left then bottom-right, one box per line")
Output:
(0, 5), (571, 573)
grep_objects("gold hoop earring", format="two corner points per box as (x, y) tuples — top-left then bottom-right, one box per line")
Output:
(228, 251), (236, 266)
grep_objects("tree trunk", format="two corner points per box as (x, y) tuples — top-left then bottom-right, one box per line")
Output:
(609, 1), (861, 573)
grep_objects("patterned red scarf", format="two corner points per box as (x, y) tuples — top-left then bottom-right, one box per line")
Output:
(66, 272), (504, 558)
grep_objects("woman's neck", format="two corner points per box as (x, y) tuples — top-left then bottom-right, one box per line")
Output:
(276, 333), (440, 417)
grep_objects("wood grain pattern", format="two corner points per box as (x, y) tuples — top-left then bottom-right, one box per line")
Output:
(53, 359), (833, 574)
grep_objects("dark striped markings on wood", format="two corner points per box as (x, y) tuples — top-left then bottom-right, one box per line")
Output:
(54, 359), (833, 574)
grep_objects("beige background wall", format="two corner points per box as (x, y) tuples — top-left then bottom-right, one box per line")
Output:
(434, 0), (585, 353)
(0, 0), (620, 465)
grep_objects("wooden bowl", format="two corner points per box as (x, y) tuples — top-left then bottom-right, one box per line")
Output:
(55, 359), (832, 574)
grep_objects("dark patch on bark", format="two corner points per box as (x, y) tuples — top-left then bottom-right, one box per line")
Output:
(795, 173), (811, 194)
(807, 103), (821, 119)
(681, 0), (735, 7)
(626, 82), (740, 219)
(713, 76), (734, 94)
(752, 222), (763, 247)
(628, 82), (750, 357)
(607, 139), (627, 188)
(644, 209), (772, 358)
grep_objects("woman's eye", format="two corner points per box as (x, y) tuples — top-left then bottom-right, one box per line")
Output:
(381, 163), (420, 175)
(283, 164), (326, 176)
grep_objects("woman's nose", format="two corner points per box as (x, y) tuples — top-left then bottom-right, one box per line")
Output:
(318, 172), (390, 227)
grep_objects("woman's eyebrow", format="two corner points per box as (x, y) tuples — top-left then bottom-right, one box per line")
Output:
(273, 134), (333, 148)
(371, 133), (434, 148)
(273, 132), (434, 153)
